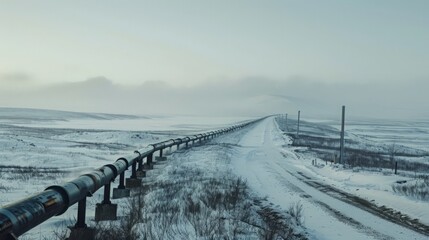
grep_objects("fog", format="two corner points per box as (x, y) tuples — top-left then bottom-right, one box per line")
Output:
(1, 1), (428, 120)
(1, 77), (427, 120)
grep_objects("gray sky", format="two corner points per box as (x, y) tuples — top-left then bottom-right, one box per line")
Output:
(1, 1), (428, 119)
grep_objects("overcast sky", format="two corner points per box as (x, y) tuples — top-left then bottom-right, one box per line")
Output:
(1, 1), (428, 119)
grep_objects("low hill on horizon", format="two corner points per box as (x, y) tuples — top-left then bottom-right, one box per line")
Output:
(0, 107), (146, 122)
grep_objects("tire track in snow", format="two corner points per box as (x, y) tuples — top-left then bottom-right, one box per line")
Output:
(232, 117), (427, 240)
(289, 169), (429, 237)
(272, 118), (429, 237)
(267, 164), (394, 240)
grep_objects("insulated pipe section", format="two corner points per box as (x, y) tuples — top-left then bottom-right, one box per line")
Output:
(121, 152), (141, 168)
(0, 151), (140, 238)
(134, 146), (155, 159)
(150, 142), (163, 151)
(133, 147), (154, 164)
(140, 148), (155, 157)
(164, 139), (175, 148)
(0, 189), (66, 238)
(44, 157), (131, 213)
(150, 140), (173, 151)
(195, 134), (204, 140)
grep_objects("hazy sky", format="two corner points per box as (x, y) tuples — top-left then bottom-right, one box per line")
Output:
(1, 1), (428, 119)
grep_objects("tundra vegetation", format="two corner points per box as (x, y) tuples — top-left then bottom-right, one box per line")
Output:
(276, 117), (429, 202)
(95, 142), (307, 240)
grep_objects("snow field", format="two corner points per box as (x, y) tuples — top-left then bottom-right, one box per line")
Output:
(2, 109), (428, 239)
(2, 113), (305, 239)
(0, 123), (183, 239)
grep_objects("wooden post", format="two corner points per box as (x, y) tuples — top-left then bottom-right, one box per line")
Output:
(339, 106), (346, 164)
(285, 114), (288, 131)
(395, 161), (398, 174)
(297, 111), (301, 138)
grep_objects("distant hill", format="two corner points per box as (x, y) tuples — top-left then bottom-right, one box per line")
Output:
(0, 107), (146, 122)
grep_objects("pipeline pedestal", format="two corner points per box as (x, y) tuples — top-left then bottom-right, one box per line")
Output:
(126, 178), (142, 188)
(155, 156), (167, 161)
(95, 203), (117, 221)
(142, 163), (153, 170)
(68, 227), (96, 240)
(112, 188), (130, 199)
(136, 170), (146, 178)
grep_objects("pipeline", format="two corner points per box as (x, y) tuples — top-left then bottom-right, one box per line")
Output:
(0, 117), (263, 239)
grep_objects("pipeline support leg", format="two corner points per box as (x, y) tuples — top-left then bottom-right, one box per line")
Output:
(75, 198), (87, 228)
(95, 183), (117, 221)
(155, 149), (167, 161)
(126, 162), (142, 188)
(69, 198), (96, 240)
(113, 172), (130, 199)
(143, 153), (154, 170)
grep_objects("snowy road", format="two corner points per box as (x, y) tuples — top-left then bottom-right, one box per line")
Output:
(229, 117), (427, 240)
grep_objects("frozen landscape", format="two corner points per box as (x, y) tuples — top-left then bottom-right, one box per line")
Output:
(0, 108), (428, 239)
(2, 1), (428, 239)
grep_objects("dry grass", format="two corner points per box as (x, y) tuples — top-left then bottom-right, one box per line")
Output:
(95, 166), (307, 240)
(392, 176), (429, 201)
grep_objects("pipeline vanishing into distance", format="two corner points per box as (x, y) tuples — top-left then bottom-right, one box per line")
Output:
(0, 117), (263, 239)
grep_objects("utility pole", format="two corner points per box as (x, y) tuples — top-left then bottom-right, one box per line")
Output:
(297, 110), (300, 138)
(339, 106), (345, 164)
(285, 114), (288, 131)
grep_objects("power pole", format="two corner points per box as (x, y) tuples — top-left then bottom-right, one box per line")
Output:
(285, 114), (288, 131)
(297, 110), (300, 138)
(339, 106), (345, 164)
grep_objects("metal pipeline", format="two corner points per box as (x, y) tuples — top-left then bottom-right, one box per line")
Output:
(0, 117), (263, 238)
(0, 189), (66, 237)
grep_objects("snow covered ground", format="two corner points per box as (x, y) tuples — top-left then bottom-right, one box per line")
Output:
(0, 107), (249, 132)
(231, 118), (427, 239)
(0, 108), (252, 239)
(1, 109), (428, 239)
(311, 117), (429, 153)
